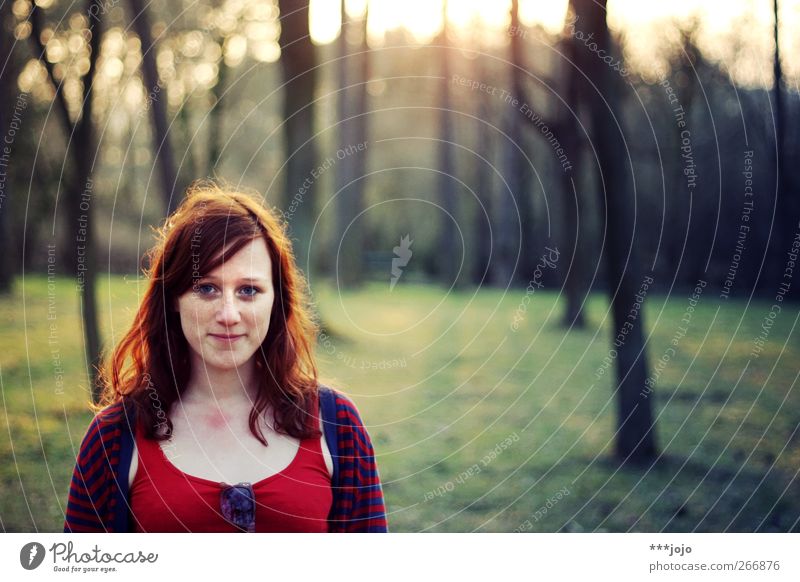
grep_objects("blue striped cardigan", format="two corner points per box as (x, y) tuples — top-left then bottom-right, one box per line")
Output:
(63, 385), (388, 532)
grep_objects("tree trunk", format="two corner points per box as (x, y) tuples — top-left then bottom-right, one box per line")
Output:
(0, 2), (16, 293)
(671, 29), (698, 287)
(509, 0), (535, 286)
(348, 8), (369, 283)
(472, 51), (493, 286)
(772, 0), (798, 299)
(571, 0), (657, 464)
(494, 0), (526, 286)
(127, 0), (180, 215)
(278, 0), (319, 278)
(77, 2), (104, 403)
(333, 0), (350, 282)
(557, 32), (585, 327)
(436, 0), (460, 286)
(334, 1), (368, 287)
(207, 40), (228, 173)
(30, 0), (105, 401)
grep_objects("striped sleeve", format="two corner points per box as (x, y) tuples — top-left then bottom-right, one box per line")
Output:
(329, 393), (388, 533)
(63, 404), (125, 532)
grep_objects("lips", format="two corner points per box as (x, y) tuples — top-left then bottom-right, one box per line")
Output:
(209, 334), (245, 341)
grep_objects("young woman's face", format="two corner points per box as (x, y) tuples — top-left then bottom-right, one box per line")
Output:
(176, 237), (275, 377)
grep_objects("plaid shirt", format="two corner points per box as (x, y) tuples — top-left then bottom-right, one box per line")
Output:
(63, 386), (388, 532)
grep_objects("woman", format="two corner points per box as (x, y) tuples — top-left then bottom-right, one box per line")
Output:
(64, 182), (387, 532)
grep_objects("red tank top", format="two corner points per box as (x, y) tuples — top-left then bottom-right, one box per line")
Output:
(129, 420), (332, 532)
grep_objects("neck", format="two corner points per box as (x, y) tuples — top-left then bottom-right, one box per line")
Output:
(183, 359), (260, 405)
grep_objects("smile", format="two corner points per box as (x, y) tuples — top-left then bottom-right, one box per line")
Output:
(209, 334), (245, 342)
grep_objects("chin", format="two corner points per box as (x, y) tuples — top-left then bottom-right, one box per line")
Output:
(209, 360), (241, 371)
(215, 356), (254, 371)
(192, 343), (261, 374)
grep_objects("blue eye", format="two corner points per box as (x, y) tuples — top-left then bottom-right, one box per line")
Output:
(240, 286), (259, 297)
(194, 283), (216, 295)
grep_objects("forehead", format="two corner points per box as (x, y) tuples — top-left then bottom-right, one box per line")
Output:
(204, 237), (272, 279)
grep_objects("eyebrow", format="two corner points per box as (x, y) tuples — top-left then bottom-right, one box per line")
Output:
(199, 276), (269, 282)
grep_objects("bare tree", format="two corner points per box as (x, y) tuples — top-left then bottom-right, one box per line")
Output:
(771, 0), (798, 299)
(278, 0), (319, 277)
(504, 4), (585, 322)
(571, 0), (657, 464)
(335, 1), (369, 287)
(127, 0), (180, 215)
(207, 42), (228, 174)
(508, 0), (536, 285)
(436, 0), (460, 286)
(0, 2), (17, 293)
(471, 46), (493, 286)
(492, 5), (521, 286)
(29, 1), (104, 401)
(663, 26), (699, 284)
(349, 7), (369, 282)
(207, 0), (230, 174)
(556, 28), (586, 327)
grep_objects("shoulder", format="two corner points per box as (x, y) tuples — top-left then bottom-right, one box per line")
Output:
(94, 401), (127, 422)
(319, 384), (367, 427)
(318, 384), (377, 453)
(78, 401), (135, 450)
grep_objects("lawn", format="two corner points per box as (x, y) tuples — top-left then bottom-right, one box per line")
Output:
(1, 275), (798, 532)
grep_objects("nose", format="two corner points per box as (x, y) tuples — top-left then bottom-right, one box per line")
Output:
(215, 295), (242, 325)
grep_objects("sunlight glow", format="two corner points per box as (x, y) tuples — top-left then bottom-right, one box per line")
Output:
(309, 0), (341, 45)
(308, 0), (799, 84)
(312, 0), (571, 46)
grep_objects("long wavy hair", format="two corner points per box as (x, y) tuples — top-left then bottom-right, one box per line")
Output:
(98, 181), (320, 445)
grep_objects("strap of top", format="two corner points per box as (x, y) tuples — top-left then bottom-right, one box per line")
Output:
(117, 399), (137, 533)
(318, 384), (340, 488)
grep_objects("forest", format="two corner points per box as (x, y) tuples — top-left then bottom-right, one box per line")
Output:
(0, 0), (798, 533)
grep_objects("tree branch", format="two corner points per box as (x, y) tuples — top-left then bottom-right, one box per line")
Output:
(29, 5), (76, 137)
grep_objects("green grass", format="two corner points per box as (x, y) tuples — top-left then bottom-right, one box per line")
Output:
(1, 275), (798, 532)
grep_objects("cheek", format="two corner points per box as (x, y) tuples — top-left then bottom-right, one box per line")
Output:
(258, 310), (272, 342)
(247, 305), (272, 329)
(178, 301), (209, 334)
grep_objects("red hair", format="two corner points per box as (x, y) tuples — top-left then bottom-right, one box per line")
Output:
(98, 181), (320, 444)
